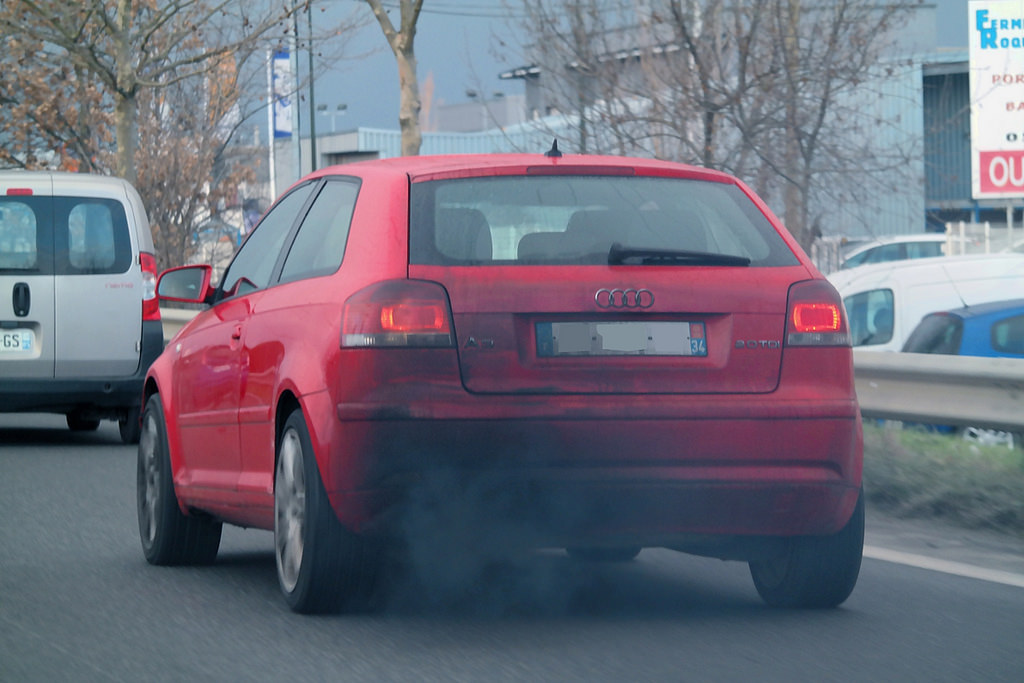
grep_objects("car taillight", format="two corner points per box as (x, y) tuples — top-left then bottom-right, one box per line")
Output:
(140, 252), (161, 322)
(786, 279), (850, 347)
(341, 280), (454, 348)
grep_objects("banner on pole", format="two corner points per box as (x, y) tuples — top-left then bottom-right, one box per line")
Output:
(272, 50), (293, 139)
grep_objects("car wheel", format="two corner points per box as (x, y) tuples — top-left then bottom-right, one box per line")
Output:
(566, 547), (642, 562)
(749, 491), (864, 608)
(66, 412), (100, 432)
(119, 406), (142, 444)
(274, 410), (378, 614)
(136, 394), (222, 565)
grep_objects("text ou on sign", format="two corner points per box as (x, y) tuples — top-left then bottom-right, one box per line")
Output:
(980, 150), (1024, 193)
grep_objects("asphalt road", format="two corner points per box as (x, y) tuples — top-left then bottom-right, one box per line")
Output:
(2, 414), (1022, 682)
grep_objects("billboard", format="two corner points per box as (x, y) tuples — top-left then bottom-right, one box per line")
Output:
(969, 1), (1024, 199)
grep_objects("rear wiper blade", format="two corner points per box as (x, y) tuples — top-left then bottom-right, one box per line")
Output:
(608, 243), (751, 267)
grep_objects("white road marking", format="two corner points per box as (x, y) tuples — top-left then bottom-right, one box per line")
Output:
(864, 545), (1024, 588)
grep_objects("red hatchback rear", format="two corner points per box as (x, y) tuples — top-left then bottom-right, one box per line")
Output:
(138, 152), (863, 613)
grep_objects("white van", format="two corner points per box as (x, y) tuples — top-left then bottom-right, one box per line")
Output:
(827, 254), (1024, 352)
(0, 172), (162, 442)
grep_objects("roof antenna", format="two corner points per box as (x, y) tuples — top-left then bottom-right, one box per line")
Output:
(544, 139), (562, 158)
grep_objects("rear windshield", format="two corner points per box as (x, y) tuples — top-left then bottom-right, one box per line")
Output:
(409, 175), (799, 267)
(902, 313), (962, 354)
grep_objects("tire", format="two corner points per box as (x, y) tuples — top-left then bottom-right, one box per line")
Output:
(749, 492), (864, 609)
(119, 406), (142, 444)
(67, 412), (101, 432)
(566, 547), (642, 562)
(137, 395), (222, 565)
(275, 410), (378, 614)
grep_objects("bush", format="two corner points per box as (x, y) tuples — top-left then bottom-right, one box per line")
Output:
(863, 423), (1024, 537)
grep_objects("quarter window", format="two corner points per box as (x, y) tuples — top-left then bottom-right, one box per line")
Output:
(279, 179), (359, 283)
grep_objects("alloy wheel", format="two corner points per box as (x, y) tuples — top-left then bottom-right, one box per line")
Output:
(275, 428), (307, 594)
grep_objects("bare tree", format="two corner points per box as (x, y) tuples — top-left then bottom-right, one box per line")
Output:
(0, 1), (309, 184)
(363, 0), (424, 156)
(1, 1), (366, 271)
(514, 0), (922, 250)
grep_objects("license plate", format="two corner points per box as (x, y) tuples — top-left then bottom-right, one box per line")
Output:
(537, 321), (707, 357)
(0, 329), (34, 353)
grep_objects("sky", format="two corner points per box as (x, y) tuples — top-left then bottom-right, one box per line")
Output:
(304, 0), (973, 132)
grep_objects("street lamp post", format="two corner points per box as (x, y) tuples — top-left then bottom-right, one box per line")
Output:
(316, 103), (348, 134)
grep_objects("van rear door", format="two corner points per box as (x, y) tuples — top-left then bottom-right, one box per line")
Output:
(0, 176), (56, 380)
(53, 185), (142, 377)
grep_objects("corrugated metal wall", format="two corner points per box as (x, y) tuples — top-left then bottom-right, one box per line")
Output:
(923, 68), (971, 204)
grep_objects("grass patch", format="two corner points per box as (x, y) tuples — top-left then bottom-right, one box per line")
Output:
(863, 422), (1024, 537)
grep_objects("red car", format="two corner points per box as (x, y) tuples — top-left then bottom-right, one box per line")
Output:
(138, 151), (863, 613)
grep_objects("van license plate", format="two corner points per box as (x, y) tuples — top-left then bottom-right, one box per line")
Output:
(1, 329), (34, 353)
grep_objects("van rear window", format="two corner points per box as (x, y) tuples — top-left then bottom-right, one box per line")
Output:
(0, 196), (131, 276)
(0, 200), (40, 271)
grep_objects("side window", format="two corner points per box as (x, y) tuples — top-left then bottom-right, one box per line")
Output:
(220, 182), (315, 297)
(0, 200), (40, 271)
(279, 178), (359, 283)
(843, 288), (894, 346)
(991, 314), (1024, 355)
(906, 241), (942, 259)
(58, 198), (131, 275)
(865, 243), (902, 265)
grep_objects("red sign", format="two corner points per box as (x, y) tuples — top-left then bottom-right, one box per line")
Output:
(978, 150), (1024, 194)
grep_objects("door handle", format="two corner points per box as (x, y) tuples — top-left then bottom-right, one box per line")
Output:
(231, 324), (243, 341)
(12, 282), (30, 317)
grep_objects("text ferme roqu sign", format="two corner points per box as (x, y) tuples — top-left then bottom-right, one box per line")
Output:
(970, 1), (1024, 199)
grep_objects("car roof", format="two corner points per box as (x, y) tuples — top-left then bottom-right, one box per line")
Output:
(828, 253), (1024, 290)
(840, 232), (958, 256)
(927, 297), (1024, 321)
(304, 153), (738, 184)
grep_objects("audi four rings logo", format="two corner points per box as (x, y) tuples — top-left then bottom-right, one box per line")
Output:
(594, 288), (655, 308)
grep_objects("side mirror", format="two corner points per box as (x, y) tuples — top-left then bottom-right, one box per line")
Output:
(157, 264), (214, 304)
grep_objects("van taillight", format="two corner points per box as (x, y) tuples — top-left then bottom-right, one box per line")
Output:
(341, 280), (454, 348)
(140, 252), (161, 322)
(6, 188), (33, 196)
(786, 280), (850, 347)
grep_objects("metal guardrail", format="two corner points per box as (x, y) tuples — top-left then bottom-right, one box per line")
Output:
(159, 309), (1024, 432)
(854, 350), (1024, 433)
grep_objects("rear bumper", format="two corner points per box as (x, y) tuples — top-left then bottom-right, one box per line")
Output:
(0, 319), (163, 416)
(319, 394), (862, 546)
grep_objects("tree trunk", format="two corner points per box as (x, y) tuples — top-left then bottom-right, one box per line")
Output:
(113, 0), (137, 183)
(396, 49), (421, 156)
(114, 93), (137, 183)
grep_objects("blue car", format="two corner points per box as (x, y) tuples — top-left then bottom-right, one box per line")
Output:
(901, 298), (1024, 358)
(901, 298), (1024, 446)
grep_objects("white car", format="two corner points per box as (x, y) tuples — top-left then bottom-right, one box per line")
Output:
(828, 254), (1024, 352)
(838, 233), (969, 270)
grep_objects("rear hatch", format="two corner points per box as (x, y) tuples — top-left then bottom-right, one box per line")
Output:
(407, 166), (809, 395)
(0, 173), (56, 380)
